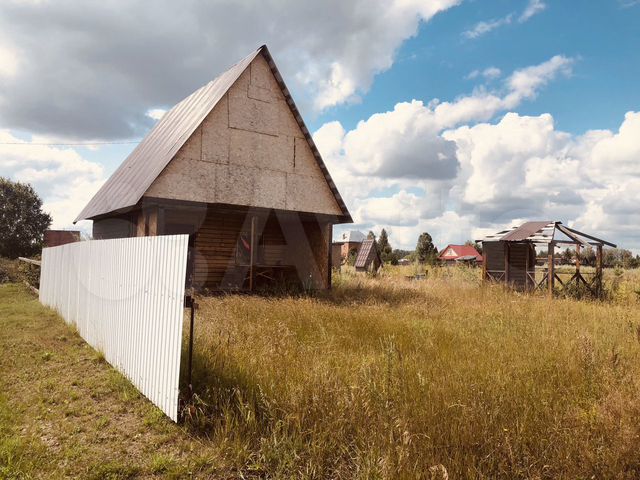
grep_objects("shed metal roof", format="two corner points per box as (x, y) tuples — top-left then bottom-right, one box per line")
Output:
(354, 239), (381, 269)
(479, 221), (616, 247)
(75, 45), (352, 223)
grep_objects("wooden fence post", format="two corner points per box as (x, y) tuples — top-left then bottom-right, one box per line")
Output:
(548, 242), (555, 297)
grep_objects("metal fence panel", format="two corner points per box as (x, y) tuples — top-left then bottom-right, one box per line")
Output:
(39, 235), (189, 421)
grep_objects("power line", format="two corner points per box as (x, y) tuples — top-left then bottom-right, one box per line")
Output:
(0, 140), (142, 146)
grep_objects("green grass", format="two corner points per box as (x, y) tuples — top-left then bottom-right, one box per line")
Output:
(2, 267), (640, 479)
(0, 283), (223, 478)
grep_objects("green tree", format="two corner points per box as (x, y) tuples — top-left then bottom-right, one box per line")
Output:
(378, 229), (393, 263)
(415, 232), (438, 264)
(0, 178), (51, 258)
(367, 230), (376, 241)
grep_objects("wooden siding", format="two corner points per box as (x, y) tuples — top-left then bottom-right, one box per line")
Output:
(484, 241), (536, 289)
(507, 243), (530, 289)
(93, 213), (136, 240)
(192, 207), (330, 291)
(484, 242), (505, 272)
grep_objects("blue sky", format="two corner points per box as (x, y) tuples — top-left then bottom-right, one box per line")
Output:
(84, 0), (640, 181)
(311, 0), (640, 135)
(1, 0), (639, 251)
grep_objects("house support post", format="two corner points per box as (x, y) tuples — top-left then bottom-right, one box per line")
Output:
(548, 242), (555, 297)
(575, 243), (581, 286)
(185, 296), (197, 398)
(524, 244), (533, 290)
(327, 223), (333, 290)
(249, 216), (257, 292)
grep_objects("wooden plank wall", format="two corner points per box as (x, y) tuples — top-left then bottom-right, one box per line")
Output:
(484, 242), (505, 272)
(93, 213), (136, 240)
(192, 208), (329, 291)
(507, 243), (530, 289)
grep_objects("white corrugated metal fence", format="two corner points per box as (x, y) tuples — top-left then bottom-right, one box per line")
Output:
(39, 235), (189, 421)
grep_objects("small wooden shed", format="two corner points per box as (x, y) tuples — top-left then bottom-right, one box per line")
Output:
(479, 221), (616, 294)
(354, 239), (382, 273)
(75, 45), (352, 291)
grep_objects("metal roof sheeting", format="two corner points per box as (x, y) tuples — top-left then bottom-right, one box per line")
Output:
(480, 221), (616, 247)
(500, 221), (553, 242)
(354, 239), (380, 269)
(75, 45), (352, 223)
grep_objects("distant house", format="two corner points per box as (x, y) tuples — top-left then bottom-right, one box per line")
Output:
(44, 230), (81, 248)
(354, 239), (382, 273)
(74, 45), (352, 292)
(438, 244), (483, 265)
(332, 230), (366, 266)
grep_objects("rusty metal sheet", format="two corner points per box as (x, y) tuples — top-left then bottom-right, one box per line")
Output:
(501, 221), (553, 242)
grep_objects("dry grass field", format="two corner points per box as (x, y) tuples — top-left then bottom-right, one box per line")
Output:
(2, 266), (640, 478)
(188, 266), (640, 479)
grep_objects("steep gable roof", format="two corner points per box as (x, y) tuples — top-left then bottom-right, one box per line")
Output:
(75, 45), (351, 223)
(438, 244), (482, 261)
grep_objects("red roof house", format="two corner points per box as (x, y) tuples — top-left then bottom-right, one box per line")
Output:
(438, 244), (483, 265)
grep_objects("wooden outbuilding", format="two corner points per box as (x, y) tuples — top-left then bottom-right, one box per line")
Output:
(331, 230), (366, 267)
(479, 221), (616, 295)
(75, 45), (352, 291)
(354, 239), (382, 273)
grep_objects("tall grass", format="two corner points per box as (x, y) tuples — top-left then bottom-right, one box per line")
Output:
(186, 267), (640, 479)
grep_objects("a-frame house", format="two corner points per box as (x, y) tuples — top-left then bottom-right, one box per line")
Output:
(75, 45), (352, 291)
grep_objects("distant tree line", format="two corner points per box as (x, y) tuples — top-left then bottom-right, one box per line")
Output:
(365, 229), (440, 265)
(545, 246), (640, 269)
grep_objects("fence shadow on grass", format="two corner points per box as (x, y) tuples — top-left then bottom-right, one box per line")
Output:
(180, 338), (273, 436)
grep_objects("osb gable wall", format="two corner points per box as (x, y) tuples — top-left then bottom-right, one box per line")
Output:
(145, 54), (342, 217)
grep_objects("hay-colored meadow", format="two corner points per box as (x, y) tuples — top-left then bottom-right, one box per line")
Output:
(186, 266), (640, 479)
(2, 267), (640, 478)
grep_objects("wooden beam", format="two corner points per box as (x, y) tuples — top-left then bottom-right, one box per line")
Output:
(504, 242), (510, 285)
(147, 207), (158, 236)
(18, 257), (41, 266)
(327, 223), (333, 290)
(525, 244), (530, 290)
(136, 210), (146, 237)
(595, 244), (603, 296)
(556, 224), (590, 247)
(575, 243), (581, 275)
(548, 242), (555, 297)
(249, 216), (257, 292)
(564, 226), (617, 248)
